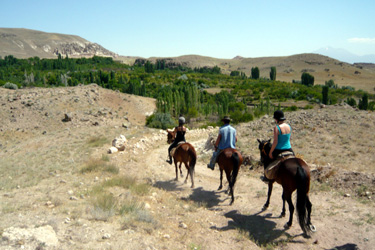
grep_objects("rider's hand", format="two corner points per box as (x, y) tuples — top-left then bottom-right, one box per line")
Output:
(269, 152), (273, 159)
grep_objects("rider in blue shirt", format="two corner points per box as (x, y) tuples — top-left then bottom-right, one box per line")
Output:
(207, 116), (237, 170)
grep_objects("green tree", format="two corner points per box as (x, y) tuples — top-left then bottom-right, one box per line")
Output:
(270, 67), (276, 81)
(358, 93), (368, 110)
(301, 72), (314, 86)
(322, 85), (329, 105)
(251, 67), (260, 79)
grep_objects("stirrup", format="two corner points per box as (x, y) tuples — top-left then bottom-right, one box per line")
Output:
(260, 175), (270, 183)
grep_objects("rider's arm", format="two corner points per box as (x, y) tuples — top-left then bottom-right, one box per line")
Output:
(214, 134), (222, 150)
(269, 126), (278, 159)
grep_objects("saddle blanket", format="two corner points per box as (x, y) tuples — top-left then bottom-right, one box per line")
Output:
(265, 152), (295, 180)
(171, 141), (186, 157)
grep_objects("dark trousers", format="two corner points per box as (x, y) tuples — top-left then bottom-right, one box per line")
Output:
(168, 140), (185, 157)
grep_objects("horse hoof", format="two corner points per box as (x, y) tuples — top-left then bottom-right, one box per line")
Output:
(218, 186), (223, 190)
(309, 224), (317, 232)
(262, 205), (268, 211)
(280, 212), (286, 218)
(283, 223), (291, 229)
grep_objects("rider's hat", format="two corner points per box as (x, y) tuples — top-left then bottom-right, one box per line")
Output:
(273, 110), (286, 121)
(178, 116), (185, 124)
(221, 116), (232, 122)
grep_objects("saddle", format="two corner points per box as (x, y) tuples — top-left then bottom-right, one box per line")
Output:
(264, 152), (295, 180)
(170, 141), (186, 157)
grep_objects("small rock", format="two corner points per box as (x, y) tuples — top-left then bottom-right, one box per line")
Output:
(70, 196), (78, 200)
(179, 222), (188, 229)
(344, 193), (351, 197)
(102, 233), (111, 239)
(67, 190), (74, 195)
(163, 234), (170, 239)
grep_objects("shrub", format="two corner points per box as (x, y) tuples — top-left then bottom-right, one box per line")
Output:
(146, 112), (175, 129)
(3, 82), (18, 90)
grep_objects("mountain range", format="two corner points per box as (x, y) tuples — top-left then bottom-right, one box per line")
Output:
(313, 47), (375, 64)
(1, 28), (374, 93)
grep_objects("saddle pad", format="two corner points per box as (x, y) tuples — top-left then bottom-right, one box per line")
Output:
(171, 142), (186, 157)
(265, 160), (280, 180)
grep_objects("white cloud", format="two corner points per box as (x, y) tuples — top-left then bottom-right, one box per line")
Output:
(348, 38), (375, 44)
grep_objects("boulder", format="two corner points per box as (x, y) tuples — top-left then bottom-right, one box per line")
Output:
(112, 135), (127, 151)
(108, 146), (118, 154)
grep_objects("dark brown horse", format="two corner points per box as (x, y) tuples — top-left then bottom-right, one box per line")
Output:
(216, 148), (243, 205)
(258, 139), (316, 236)
(167, 130), (197, 188)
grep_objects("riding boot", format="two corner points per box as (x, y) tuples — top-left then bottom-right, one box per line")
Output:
(166, 155), (172, 164)
(261, 175), (270, 183)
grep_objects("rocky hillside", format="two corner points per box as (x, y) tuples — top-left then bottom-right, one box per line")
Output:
(0, 28), (118, 59)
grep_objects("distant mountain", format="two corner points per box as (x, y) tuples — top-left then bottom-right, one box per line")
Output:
(0, 28), (118, 59)
(313, 47), (375, 64)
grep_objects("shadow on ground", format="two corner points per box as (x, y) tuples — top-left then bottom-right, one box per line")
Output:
(214, 210), (307, 247)
(153, 180), (184, 192)
(326, 243), (359, 250)
(181, 187), (222, 208)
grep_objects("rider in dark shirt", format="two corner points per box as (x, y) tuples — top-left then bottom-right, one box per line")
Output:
(166, 116), (186, 164)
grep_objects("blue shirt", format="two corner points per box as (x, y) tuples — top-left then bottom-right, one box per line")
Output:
(218, 124), (236, 150)
(275, 124), (292, 150)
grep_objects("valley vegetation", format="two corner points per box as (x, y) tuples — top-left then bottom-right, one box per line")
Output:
(1, 54), (374, 128)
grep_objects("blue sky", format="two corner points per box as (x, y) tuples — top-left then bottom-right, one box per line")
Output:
(1, 0), (374, 59)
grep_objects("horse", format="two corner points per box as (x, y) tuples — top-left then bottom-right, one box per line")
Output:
(216, 148), (243, 205)
(257, 139), (316, 236)
(167, 130), (197, 188)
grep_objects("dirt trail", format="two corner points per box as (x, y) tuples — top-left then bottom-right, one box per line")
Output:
(135, 129), (375, 250)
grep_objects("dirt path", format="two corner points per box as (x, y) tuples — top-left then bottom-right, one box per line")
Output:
(135, 129), (375, 250)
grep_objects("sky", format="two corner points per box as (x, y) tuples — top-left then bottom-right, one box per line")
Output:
(1, 0), (375, 59)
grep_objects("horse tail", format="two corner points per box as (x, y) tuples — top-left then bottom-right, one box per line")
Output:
(296, 164), (309, 234)
(230, 152), (240, 188)
(188, 147), (196, 175)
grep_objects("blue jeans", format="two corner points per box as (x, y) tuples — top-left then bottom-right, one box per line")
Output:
(208, 150), (220, 168)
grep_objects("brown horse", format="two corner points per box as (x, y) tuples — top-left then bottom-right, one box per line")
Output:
(216, 148), (243, 205)
(167, 130), (197, 188)
(258, 139), (316, 236)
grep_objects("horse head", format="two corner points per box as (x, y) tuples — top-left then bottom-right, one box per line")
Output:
(166, 129), (175, 144)
(257, 139), (271, 164)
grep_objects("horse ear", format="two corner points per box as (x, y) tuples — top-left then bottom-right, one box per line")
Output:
(267, 139), (271, 143)
(257, 139), (261, 143)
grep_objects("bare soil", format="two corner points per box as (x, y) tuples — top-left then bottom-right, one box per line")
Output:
(0, 85), (374, 250)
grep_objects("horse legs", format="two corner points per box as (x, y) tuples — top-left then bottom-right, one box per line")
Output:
(284, 192), (294, 229)
(263, 181), (274, 210)
(280, 193), (286, 217)
(183, 162), (189, 184)
(306, 195), (316, 232)
(218, 168), (223, 190)
(174, 160), (178, 181)
(179, 162), (183, 178)
(226, 171), (235, 205)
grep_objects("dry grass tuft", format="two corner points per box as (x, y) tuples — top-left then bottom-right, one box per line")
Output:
(80, 158), (119, 174)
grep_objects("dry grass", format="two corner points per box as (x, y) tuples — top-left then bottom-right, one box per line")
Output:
(80, 157), (119, 174)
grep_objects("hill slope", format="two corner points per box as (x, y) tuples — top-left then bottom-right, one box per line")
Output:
(0, 28), (118, 58)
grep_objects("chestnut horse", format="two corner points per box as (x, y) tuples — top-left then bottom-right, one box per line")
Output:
(216, 148), (243, 205)
(167, 130), (197, 188)
(257, 139), (316, 236)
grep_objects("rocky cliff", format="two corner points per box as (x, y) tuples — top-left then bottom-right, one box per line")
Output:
(0, 28), (118, 59)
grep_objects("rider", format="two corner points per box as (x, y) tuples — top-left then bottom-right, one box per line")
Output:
(207, 116), (237, 170)
(166, 116), (187, 164)
(269, 110), (294, 160)
(262, 110), (294, 183)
